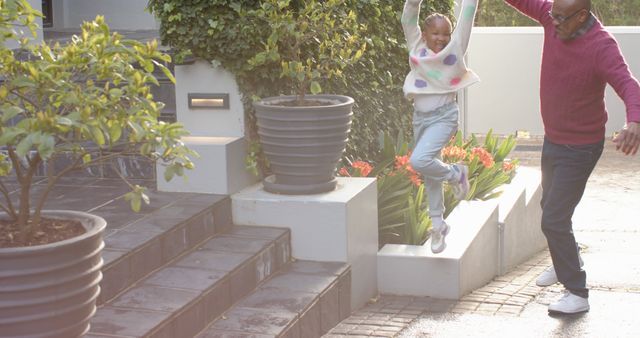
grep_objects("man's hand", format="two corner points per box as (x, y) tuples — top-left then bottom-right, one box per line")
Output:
(613, 121), (640, 155)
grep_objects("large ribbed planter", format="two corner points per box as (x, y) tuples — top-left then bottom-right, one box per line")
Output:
(254, 94), (354, 194)
(0, 211), (106, 338)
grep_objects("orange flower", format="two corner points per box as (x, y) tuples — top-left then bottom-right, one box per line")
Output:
(405, 165), (422, 186)
(339, 160), (373, 177)
(502, 161), (515, 172)
(441, 146), (467, 163)
(338, 166), (350, 177)
(352, 161), (373, 177)
(408, 172), (423, 186)
(470, 147), (495, 168)
(394, 153), (422, 186)
(394, 154), (411, 170)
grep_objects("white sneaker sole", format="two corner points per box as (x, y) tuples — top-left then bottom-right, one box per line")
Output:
(548, 305), (590, 315)
(431, 223), (450, 254)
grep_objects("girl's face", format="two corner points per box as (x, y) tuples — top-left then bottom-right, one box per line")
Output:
(422, 18), (452, 53)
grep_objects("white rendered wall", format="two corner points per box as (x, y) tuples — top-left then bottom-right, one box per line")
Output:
(59, 0), (158, 30)
(174, 60), (245, 138)
(4, 0), (43, 49)
(497, 167), (546, 273)
(466, 26), (640, 138)
(157, 61), (250, 195)
(28, 0), (43, 43)
(232, 178), (379, 310)
(378, 199), (500, 299)
(156, 137), (257, 195)
(378, 167), (544, 298)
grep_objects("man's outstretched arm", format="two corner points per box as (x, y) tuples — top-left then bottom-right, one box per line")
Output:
(504, 0), (552, 25)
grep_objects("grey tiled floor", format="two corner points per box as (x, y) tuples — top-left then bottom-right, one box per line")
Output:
(326, 139), (640, 337)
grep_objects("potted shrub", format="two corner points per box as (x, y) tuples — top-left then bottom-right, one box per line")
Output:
(0, 1), (194, 336)
(244, 0), (366, 194)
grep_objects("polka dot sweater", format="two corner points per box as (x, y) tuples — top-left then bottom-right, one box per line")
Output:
(402, 0), (480, 98)
(507, 0), (640, 144)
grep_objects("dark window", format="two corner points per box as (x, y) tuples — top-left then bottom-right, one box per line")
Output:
(42, 0), (52, 27)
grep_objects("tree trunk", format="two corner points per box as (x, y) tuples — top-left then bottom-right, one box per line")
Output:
(17, 177), (31, 242)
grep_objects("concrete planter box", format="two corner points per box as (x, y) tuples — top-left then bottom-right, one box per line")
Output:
(232, 177), (379, 311)
(377, 167), (546, 299)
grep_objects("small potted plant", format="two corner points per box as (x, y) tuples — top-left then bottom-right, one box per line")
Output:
(246, 0), (367, 194)
(0, 1), (194, 336)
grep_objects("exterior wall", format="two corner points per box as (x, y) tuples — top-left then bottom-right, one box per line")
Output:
(5, 0), (43, 49)
(174, 61), (246, 138)
(52, 0), (65, 29)
(466, 26), (640, 138)
(57, 0), (158, 30)
(232, 177), (379, 310)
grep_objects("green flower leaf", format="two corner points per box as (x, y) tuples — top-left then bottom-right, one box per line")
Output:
(310, 81), (322, 95)
(0, 128), (25, 146)
(1, 105), (24, 122)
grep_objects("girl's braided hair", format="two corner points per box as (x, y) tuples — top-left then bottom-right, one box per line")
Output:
(423, 13), (452, 30)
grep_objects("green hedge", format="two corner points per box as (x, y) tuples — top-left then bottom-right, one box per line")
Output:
(148, 0), (454, 162)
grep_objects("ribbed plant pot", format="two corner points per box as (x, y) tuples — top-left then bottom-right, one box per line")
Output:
(254, 94), (354, 194)
(0, 210), (106, 338)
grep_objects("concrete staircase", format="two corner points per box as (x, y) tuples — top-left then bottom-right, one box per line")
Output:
(86, 189), (351, 338)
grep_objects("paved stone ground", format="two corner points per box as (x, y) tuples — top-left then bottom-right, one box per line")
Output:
(324, 138), (640, 337)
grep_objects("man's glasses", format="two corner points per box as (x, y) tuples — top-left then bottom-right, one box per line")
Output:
(548, 9), (583, 24)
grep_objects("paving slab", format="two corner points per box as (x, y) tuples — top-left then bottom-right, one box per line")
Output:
(90, 306), (171, 337)
(207, 307), (298, 335)
(236, 287), (318, 313)
(325, 139), (640, 337)
(399, 290), (640, 338)
(144, 266), (228, 291)
(111, 285), (199, 312)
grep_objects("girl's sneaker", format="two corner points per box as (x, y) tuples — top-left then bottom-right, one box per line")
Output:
(451, 164), (470, 200)
(431, 222), (450, 254)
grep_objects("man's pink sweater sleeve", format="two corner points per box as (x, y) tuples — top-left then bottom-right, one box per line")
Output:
(504, 0), (550, 24)
(598, 40), (640, 123)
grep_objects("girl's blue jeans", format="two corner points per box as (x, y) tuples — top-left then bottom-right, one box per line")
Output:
(540, 137), (604, 298)
(409, 102), (459, 218)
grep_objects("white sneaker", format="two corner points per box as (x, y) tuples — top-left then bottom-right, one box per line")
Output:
(451, 164), (469, 200)
(431, 222), (450, 254)
(536, 266), (559, 287)
(548, 291), (589, 314)
(536, 254), (584, 287)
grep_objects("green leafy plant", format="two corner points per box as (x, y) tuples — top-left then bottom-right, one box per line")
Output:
(339, 130), (518, 247)
(340, 132), (427, 246)
(404, 184), (431, 246)
(245, 0), (366, 104)
(442, 130), (518, 216)
(376, 167), (417, 245)
(0, 0), (195, 245)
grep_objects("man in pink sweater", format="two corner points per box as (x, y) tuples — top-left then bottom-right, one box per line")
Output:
(505, 0), (640, 314)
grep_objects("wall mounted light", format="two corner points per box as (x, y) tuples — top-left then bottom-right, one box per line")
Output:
(188, 93), (229, 109)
